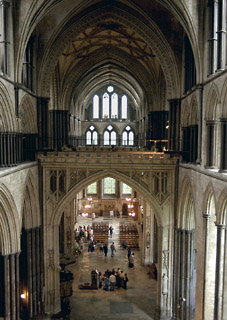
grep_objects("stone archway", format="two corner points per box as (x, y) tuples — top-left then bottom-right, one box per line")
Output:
(40, 154), (177, 319)
(0, 184), (20, 319)
(19, 171), (43, 319)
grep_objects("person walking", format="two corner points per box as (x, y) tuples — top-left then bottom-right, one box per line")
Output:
(103, 244), (108, 257)
(127, 247), (131, 259)
(110, 242), (116, 257)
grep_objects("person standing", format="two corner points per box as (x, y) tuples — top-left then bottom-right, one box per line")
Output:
(103, 244), (108, 257)
(109, 226), (113, 236)
(105, 276), (109, 291)
(110, 242), (116, 257)
(123, 273), (129, 289)
(98, 272), (102, 288)
(128, 253), (134, 268)
(109, 272), (116, 291)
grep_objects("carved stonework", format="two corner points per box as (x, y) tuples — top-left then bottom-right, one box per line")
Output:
(162, 250), (169, 274)
(69, 170), (87, 189)
(48, 250), (55, 269)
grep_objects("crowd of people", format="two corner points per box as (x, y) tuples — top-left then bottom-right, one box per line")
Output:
(74, 224), (135, 273)
(90, 267), (129, 291)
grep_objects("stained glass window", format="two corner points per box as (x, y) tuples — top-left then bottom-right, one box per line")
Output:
(104, 177), (116, 194)
(86, 125), (98, 145)
(87, 182), (97, 194)
(103, 125), (117, 145)
(121, 95), (127, 119)
(102, 92), (109, 118)
(111, 93), (118, 118)
(122, 183), (132, 194)
(122, 126), (134, 146)
(93, 95), (99, 118)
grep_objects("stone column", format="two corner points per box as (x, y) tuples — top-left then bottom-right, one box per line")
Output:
(203, 213), (210, 320)
(36, 227), (41, 314)
(208, 0), (218, 74)
(15, 252), (20, 320)
(49, 110), (68, 150)
(37, 97), (49, 150)
(179, 230), (186, 320)
(168, 99), (181, 151)
(0, 1), (10, 74)
(196, 86), (203, 164)
(220, 119), (227, 171)
(217, 0), (226, 70)
(214, 224), (226, 320)
(26, 229), (33, 317)
(172, 228), (179, 320)
(4, 255), (10, 320)
(9, 254), (16, 319)
(32, 228), (37, 316)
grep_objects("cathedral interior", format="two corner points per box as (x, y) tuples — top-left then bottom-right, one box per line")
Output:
(0, 0), (227, 319)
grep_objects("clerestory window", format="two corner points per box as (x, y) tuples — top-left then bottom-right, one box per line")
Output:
(103, 125), (117, 145)
(86, 125), (98, 145)
(92, 85), (128, 120)
(122, 126), (134, 146)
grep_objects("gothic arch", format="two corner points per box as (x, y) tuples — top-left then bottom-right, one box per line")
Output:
(0, 184), (20, 254)
(177, 176), (195, 230)
(202, 183), (217, 215)
(205, 84), (221, 121)
(21, 171), (40, 230)
(220, 77), (227, 118)
(217, 191), (227, 225)
(0, 82), (16, 132)
(52, 169), (167, 228)
(19, 95), (37, 134)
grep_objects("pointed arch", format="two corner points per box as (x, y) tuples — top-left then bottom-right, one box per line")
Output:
(205, 84), (221, 121)
(19, 94), (37, 133)
(221, 77), (227, 118)
(217, 191), (227, 225)
(202, 183), (216, 216)
(22, 170), (40, 229)
(0, 82), (16, 132)
(177, 176), (195, 230)
(51, 169), (165, 228)
(0, 184), (20, 254)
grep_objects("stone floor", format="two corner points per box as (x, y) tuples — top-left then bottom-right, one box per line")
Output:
(67, 217), (157, 320)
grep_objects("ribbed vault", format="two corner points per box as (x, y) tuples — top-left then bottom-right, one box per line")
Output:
(38, 2), (180, 103)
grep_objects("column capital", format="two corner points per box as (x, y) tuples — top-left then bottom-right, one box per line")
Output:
(203, 213), (210, 219)
(0, 1), (10, 8)
(215, 223), (226, 229)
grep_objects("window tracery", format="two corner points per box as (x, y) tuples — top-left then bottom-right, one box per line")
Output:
(92, 85), (128, 120)
(86, 125), (98, 145)
(122, 125), (134, 146)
